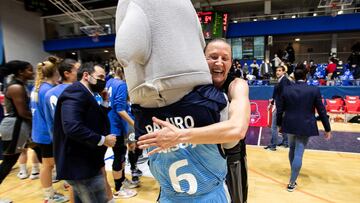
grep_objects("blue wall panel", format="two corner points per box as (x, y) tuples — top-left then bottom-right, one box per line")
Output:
(43, 34), (116, 52)
(227, 13), (360, 38)
(43, 14), (360, 51)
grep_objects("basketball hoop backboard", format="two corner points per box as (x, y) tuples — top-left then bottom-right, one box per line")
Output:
(80, 25), (106, 37)
(318, 0), (353, 8)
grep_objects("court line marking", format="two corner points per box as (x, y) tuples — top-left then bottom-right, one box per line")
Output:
(249, 168), (336, 203)
(257, 127), (262, 146)
(248, 145), (360, 155)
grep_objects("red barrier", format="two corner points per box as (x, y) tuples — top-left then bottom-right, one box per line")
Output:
(249, 100), (270, 127)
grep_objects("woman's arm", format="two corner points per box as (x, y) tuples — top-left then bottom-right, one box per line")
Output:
(7, 85), (32, 120)
(137, 79), (250, 155)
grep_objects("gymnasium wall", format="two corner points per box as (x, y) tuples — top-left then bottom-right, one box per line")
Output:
(0, 0), (48, 66)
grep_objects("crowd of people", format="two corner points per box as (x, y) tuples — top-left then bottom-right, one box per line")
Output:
(0, 41), (335, 203)
(0, 58), (144, 203)
(228, 45), (360, 86)
(0, 0), (341, 202)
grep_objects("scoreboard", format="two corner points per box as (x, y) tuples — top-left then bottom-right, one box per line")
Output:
(197, 12), (228, 40)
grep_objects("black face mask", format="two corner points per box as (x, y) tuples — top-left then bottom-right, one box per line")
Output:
(89, 77), (106, 93)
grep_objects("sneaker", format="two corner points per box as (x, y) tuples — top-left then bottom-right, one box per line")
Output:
(287, 182), (297, 192)
(30, 171), (40, 180)
(132, 176), (140, 185)
(45, 193), (69, 203)
(131, 168), (143, 177)
(0, 198), (12, 203)
(264, 146), (276, 151)
(123, 178), (139, 189)
(113, 188), (137, 199)
(17, 171), (29, 179)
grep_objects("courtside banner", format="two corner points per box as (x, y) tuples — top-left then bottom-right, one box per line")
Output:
(249, 100), (269, 127)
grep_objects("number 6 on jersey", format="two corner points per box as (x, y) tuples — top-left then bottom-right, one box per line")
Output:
(169, 159), (198, 195)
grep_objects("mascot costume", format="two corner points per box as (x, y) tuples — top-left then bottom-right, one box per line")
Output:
(115, 1), (230, 202)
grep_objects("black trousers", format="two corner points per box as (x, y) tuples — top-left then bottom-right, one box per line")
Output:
(0, 153), (21, 184)
(226, 156), (248, 203)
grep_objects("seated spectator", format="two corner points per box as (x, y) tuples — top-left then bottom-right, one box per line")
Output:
(332, 60), (345, 79)
(326, 60), (337, 80)
(309, 60), (317, 78)
(250, 60), (260, 79)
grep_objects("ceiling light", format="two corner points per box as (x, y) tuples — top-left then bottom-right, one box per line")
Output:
(313, 13), (317, 16)
(295, 38), (300, 42)
(104, 50), (109, 53)
(253, 18), (257, 21)
(71, 52), (76, 55)
(273, 17), (278, 20)
(291, 15), (296, 18)
(233, 20), (238, 23)
(337, 10), (344, 15)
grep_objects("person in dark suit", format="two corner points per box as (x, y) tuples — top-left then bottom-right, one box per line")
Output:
(53, 62), (116, 203)
(265, 65), (291, 151)
(276, 66), (332, 192)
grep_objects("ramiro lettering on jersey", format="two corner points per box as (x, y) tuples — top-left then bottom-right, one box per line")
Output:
(145, 115), (195, 133)
(145, 115), (196, 153)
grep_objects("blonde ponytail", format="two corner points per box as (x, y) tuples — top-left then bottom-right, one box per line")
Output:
(32, 56), (61, 102)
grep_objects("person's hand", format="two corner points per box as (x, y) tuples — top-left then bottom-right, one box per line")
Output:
(324, 131), (332, 140)
(127, 142), (136, 151)
(100, 90), (108, 101)
(277, 126), (282, 133)
(267, 104), (273, 111)
(104, 134), (116, 147)
(137, 117), (183, 155)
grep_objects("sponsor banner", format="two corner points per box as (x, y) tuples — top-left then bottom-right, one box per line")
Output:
(249, 100), (270, 127)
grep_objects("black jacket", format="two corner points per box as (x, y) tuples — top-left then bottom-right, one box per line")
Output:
(277, 81), (331, 136)
(53, 82), (110, 180)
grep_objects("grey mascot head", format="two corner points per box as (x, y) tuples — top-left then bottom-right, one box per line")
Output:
(115, 0), (212, 107)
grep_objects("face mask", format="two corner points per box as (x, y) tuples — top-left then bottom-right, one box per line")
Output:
(89, 76), (106, 93)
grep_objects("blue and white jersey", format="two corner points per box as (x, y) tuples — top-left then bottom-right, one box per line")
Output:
(31, 82), (55, 144)
(44, 83), (70, 138)
(132, 85), (230, 203)
(106, 78), (128, 136)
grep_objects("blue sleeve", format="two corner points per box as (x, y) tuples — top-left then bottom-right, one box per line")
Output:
(61, 96), (102, 148)
(113, 83), (128, 113)
(44, 91), (57, 139)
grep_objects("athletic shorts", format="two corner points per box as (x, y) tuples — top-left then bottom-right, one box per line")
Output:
(36, 143), (54, 158)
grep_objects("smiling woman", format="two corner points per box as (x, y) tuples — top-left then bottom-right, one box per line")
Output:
(205, 38), (232, 88)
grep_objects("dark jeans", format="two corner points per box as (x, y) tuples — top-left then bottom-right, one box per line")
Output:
(67, 173), (107, 203)
(288, 134), (309, 184)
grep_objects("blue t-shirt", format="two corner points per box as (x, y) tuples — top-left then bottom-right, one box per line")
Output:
(132, 85), (229, 202)
(44, 83), (70, 138)
(31, 82), (55, 144)
(106, 78), (128, 136)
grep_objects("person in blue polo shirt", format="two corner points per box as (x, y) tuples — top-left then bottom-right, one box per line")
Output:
(30, 56), (68, 203)
(106, 67), (137, 199)
(44, 59), (80, 139)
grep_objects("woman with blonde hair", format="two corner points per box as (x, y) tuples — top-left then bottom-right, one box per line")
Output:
(30, 56), (68, 203)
